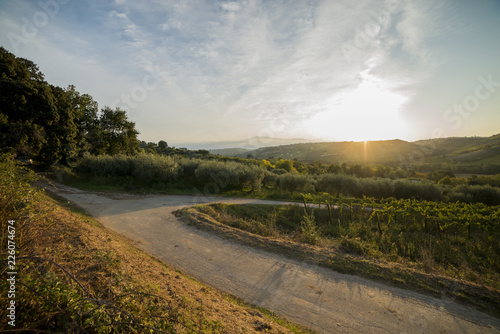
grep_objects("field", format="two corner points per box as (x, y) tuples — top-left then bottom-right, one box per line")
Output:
(184, 199), (500, 317)
(192, 199), (500, 289)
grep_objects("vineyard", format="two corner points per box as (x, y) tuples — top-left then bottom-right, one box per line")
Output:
(196, 196), (500, 290)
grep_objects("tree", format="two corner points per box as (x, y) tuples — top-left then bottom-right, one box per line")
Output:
(277, 173), (310, 195)
(316, 174), (359, 197)
(158, 140), (168, 153)
(64, 84), (100, 155)
(327, 163), (342, 174)
(40, 85), (80, 164)
(145, 142), (158, 154)
(275, 159), (296, 173)
(97, 107), (139, 155)
(0, 47), (141, 162)
(0, 47), (60, 163)
(307, 161), (326, 175)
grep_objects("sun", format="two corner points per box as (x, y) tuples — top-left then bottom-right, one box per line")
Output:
(307, 70), (409, 142)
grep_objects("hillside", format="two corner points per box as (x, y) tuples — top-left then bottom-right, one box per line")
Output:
(415, 134), (500, 165)
(233, 135), (500, 170)
(237, 139), (424, 163)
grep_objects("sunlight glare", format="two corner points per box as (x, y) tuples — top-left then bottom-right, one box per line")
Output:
(308, 70), (409, 141)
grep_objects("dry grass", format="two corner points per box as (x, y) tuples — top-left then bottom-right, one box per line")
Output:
(1, 187), (312, 333)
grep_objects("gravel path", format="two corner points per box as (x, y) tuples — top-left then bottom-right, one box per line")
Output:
(46, 182), (500, 334)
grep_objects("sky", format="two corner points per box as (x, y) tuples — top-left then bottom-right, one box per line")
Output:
(1, 0), (499, 147)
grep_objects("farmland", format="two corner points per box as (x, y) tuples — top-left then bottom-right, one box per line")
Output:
(193, 198), (500, 291)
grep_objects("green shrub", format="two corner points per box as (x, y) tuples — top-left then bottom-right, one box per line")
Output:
(178, 158), (203, 176)
(194, 160), (266, 192)
(0, 154), (39, 222)
(393, 180), (442, 201)
(277, 173), (312, 195)
(315, 174), (359, 197)
(130, 153), (179, 183)
(455, 185), (500, 206)
(353, 178), (394, 198)
(300, 212), (318, 245)
(75, 153), (180, 185)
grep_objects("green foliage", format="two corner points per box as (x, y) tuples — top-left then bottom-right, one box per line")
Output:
(96, 107), (139, 155)
(315, 174), (443, 201)
(426, 170), (455, 182)
(274, 158), (297, 173)
(76, 153), (180, 186)
(466, 174), (500, 188)
(0, 154), (39, 222)
(277, 173), (312, 195)
(452, 185), (500, 206)
(300, 212), (318, 245)
(71, 151), (499, 206)
(0, 47), (138, 164)
(315, 174), (358, 197)
(179, 158), (204, 176)
(438, 175), (453, 185)
(200, 199), (500, 288)
(194, 160), (267, 192)
(393, 180), (443, 202)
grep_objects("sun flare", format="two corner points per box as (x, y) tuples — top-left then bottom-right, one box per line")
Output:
(307, 70), (409, 142)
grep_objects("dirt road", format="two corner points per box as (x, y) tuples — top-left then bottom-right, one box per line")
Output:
(46, 182), (500, 333)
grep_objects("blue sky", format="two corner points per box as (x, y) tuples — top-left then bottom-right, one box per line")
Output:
(1, 0), (499, 146)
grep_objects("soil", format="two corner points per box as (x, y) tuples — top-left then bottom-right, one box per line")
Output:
(45, 181), (500, 334)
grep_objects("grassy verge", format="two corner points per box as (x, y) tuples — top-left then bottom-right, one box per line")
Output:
(181, 203), (500, 319)
(0, 156), (314, 333)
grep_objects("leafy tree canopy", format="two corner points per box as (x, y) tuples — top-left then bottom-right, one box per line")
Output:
(0, 47), (139, 164)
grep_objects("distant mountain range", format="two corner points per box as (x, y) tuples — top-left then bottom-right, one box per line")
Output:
(174, 136), (314, 151)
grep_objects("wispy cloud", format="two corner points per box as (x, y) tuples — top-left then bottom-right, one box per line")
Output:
(1, 0), (498, 143)
(100, 0), (433, 139)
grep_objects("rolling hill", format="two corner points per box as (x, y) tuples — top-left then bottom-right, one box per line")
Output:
(414, 134), (500, 164)
(230, 134), (500, 171)
(237, 139), (420, 163)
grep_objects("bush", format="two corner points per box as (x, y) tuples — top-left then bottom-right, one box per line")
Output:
(262, 170), (278, 187)
(300, 212), (318, 245)
(246, 164), (266, 192)
(130, 153), (180, 183)
(354, 178), (394, 198)
(75, 153), (180, 185)
(455, 185), (500, 206)
(194, 160), (266, 192)
(277, 173), (312, 195)
(315, 174), (359, 197)
(178, 158), (203, 176)
(393, 180), (442, 201)
(0, 154), (39, 226)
